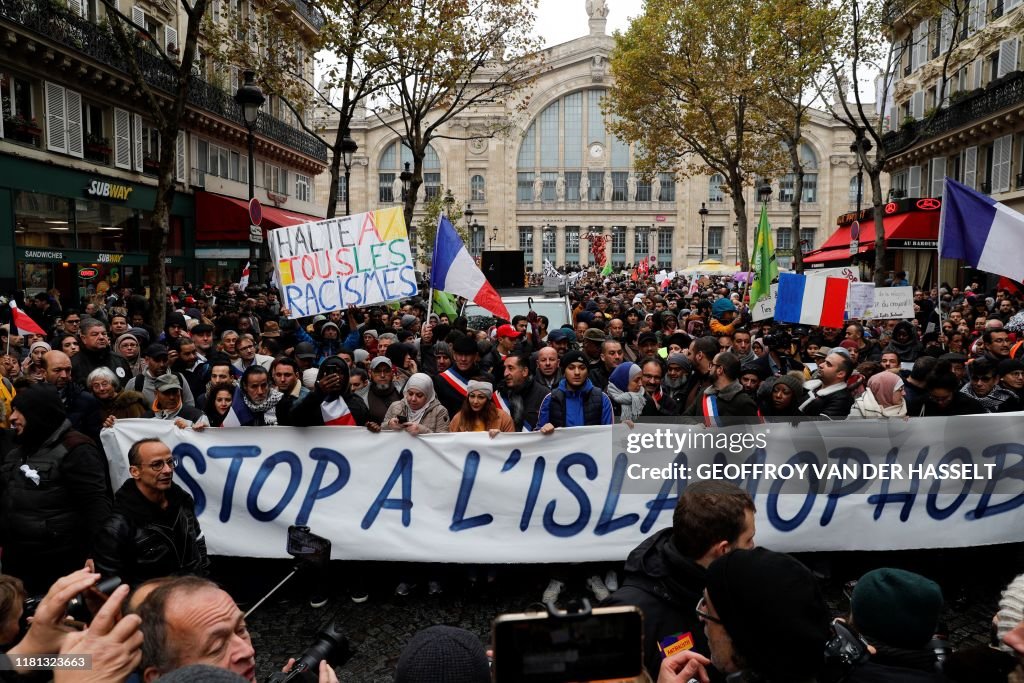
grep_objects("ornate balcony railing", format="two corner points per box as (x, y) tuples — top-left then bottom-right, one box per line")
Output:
(883, 71), (1024, 156)
(289, 0), (324, 31)
(0, 0), (327, 163)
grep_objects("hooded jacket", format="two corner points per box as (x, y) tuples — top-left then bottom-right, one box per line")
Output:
(287, 358), (369, 426)
(536, 378), (613, 427)
(603, 529), (710, 681)
(885, 322), (923, 363)
(92, 478), (209, 586)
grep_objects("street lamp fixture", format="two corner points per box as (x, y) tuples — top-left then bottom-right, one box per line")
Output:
(489, 226), (499, 250)
(698, 202), (709, 263)
(234, 70), (265, 282)
(443, 189), (455, 217)
(340, 130), (358, 217)
(400, 162), (412, 202)
(850, 129), (873, 216)
(757, 182), (773, 203)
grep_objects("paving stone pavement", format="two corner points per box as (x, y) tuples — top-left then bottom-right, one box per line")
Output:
(214, 547), (1021, 682)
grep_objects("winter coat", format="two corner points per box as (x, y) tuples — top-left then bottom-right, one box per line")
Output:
(848, 388), (908, 419)
(92, 479), (209, 587)
(603, 528), (709, 681)
(382, 397), (450, 433)
(798, 381), (854, 418)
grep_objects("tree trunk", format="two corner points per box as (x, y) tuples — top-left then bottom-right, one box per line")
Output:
(148, 125), (177, 334)
(789, 142), (804, 273)
(869, 166), (887, 286)
(325, 135), (343, 218)
(731, 177), (750, 271)
(403, 155), (424, 236)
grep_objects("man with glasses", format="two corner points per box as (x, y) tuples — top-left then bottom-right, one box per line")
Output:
(998, 358), (1024, 403)
(961, 357), (1021, 412)
(232, 334), (273, 372)
(981, 327), (1013, 362)
(639, 358), (679, 417)
(93, 437), (209, 587)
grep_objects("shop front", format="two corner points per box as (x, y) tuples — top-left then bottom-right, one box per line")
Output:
(803, 197), (951, 286)
(193, 191), (324, 286)
(0, 156), (193, 297)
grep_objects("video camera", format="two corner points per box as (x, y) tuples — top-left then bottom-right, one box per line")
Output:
(265, 621), (351, 683)
(22, 576), (122, 630)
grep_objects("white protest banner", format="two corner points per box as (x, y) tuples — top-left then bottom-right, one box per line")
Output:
(848, 282), (876, 319)
(806, 266), (860, 283)
(751, 283), (777, 321)
(268, 207), (417, 318)
(101, 418), (1024, 561)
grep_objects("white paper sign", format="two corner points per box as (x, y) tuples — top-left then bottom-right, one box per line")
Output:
(848, 282), (877, 319)
(751, 283), (778, 321)
(864, 286), (915, 320)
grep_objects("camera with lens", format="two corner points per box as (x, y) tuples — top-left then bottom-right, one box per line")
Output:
(265, 621), (350, 683)
(821, 619), (870, 681)
(763, 332), (792, 352)
(22, 576), (122, 630)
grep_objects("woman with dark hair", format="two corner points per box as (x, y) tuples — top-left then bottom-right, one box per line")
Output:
(203, 383), (236, 428)
(57, 333), (80, 359)
(449, 380), (514, 436)
(288, 356), (368, 426)
(758, 373), (806, 420)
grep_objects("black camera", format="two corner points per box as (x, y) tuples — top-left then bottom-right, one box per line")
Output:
(822, 619), (870, 681)
(22, 576), (122, 628)
(764, 332), (792, 352)
(265, 621), (350, 683)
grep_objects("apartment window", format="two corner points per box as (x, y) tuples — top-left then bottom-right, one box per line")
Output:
(520, 226), (534, 267)
(799, 228), (816, 251)
(378, 139), (441, 204)
(336, 174), (348, 202)
(541, 228), (556, 263)
(658, 173), (676, 201)
(565, 171), (581, 201)
(776, 228), (792, 250)
(779, 176), (795, 202)
(470, 174), (485, 201)
(517, 172), (534, 202)
(565, 227), (580, 265)
(263, 162), (287, 195)
(542, 172), (558, 202)
(802, 174), (818, 203)
(424, 172), (441, 200)
(634, 227), (649, 258)
(849, 176), (863, 207)
(141, 121), (160, 173)
(708, 174), (725, 202)
(295, 174), (311, 202)
(707, 227), (724, 256)
(611, 226), (626, 267)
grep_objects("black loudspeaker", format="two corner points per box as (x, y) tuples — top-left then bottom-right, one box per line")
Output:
(482, 250), (525, 289)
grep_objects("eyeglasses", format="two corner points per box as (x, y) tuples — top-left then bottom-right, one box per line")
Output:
(139, 458), (176, 472)
(695, 595), (722, 624)
(971, 375), (995, 382)
(238, 344), (255, 352)
(65, 318), (81, 324)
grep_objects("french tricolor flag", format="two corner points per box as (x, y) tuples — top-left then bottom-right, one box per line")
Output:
(774, 273), (848, 328)
(431, 215), (510, 320)
(320, 396), (356, 426)
(940, 177), (1024, 281)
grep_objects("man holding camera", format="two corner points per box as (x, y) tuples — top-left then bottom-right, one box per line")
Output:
(606, 481), (755, 681)
(136, 575), (339, 682)
(92, 438), (209, 587)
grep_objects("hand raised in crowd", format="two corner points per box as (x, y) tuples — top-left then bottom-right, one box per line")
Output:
(317, 373), (343, 393)
(420, 324), (433, 344)
(656, 650), (711, 683)
(8, 567), (102, 663)
(53, 584), (142, 683)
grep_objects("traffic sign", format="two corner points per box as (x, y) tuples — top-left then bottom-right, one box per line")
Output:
(249, 224), (263, 244)
(849, 220), (860, 255)
(249, 198), (262, 226)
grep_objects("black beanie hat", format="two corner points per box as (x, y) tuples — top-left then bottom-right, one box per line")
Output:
(705, 548), (831, 680)
(560, 349), (587, 370)
(452, 335), (480, 355)
(11, 384), (67, 448)
(395, 625), (489, 683)
(851, 568), (943, 648)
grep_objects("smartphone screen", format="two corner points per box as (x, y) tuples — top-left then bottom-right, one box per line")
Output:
(492, 606), (642, 682)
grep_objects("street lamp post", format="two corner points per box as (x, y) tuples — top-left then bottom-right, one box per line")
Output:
(234, 70), (265, 281)
(698, 202), (709, 263)
(488, 227), (499, 250)
(465, 203), (477, 255)
(400, 162), (412, 202)
(341, 130), (358, 216)
(850, 129), (873, 264)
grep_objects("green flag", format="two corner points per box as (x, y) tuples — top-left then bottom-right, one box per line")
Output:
(432, 288), (458, 319)
(601, 262), (613, 276)
(750, 204), (778, 305)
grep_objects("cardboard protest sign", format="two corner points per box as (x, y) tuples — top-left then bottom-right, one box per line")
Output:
(269, 207), (417, 318)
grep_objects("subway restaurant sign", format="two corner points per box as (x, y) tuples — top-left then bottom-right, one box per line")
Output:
(86, 180), (134, 201)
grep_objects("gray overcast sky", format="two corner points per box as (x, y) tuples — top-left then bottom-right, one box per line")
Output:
(534, 0), (644, 46)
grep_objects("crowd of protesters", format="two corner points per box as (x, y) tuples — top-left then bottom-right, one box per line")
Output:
(0, 269), (1022, 681)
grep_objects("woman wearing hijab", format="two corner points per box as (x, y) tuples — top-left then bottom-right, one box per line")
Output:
(449, 380), (514, 436)
(381, 373), (449, 434)
(605, 362), (646, 424)
(849, 371), (908, 419)
(287, 356), (368, 426)
(22, 341), (50, 384)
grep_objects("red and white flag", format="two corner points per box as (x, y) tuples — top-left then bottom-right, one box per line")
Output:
(320, 396), (356, 426)
(9, 301), (45, 336)
(238, 262), (250, 290)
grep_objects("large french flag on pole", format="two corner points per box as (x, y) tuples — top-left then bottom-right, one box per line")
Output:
(431, 215), (510, 320)
(774, 273), (848, 328)
(940, 177), (1024, 281)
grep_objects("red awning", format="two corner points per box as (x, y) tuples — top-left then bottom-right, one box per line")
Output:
(195, 192), (324, 241)
(803, 212), (939, 264)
